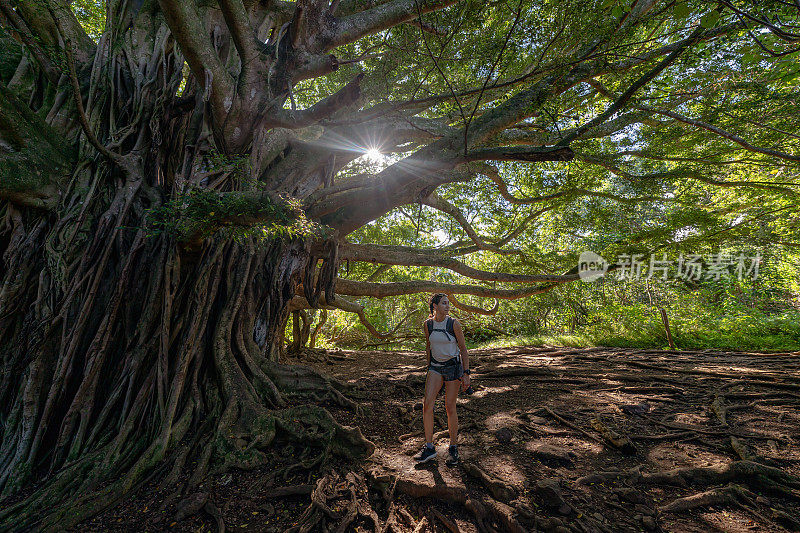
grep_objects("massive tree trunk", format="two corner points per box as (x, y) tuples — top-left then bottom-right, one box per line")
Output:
(0, 3), (378, 528)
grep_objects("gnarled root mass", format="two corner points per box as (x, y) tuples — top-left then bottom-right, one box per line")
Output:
(0, 191), (369, 530)
(285, 467), (532, 533)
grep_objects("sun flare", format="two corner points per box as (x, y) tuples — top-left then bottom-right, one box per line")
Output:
(364, 148), (384, 163)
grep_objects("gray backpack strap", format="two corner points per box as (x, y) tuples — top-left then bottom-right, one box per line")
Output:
(446, 317), (455, 338)
(430, 318), (454, 341)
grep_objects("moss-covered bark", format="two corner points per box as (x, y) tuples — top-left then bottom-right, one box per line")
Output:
(0, 4), (372, 530)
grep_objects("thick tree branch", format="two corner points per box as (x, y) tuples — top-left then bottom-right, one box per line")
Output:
(218, 0), (261, 86)
(464, 146), (574, 162)
(157, 0), (234, 123)
(478, 163), (571, 205)
(339, 242), (572, 283)
(324, 0), (459, 50)
(0, 0), (60, 83)
(335, 276), (577, 299)
(14, 0), (95, 65)
(288, 294), (412, 339)
(271, 73), (363, 128)
(446, 293), (499, 316)
(290, 52), (341, 83)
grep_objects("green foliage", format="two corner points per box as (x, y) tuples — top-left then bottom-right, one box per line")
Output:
(146, 188), (329, 243)
(584, 302), (800, 352)
(72, 0), (106, 41)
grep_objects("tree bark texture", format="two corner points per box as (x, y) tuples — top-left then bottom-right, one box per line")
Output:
(0, 3), (376, 528)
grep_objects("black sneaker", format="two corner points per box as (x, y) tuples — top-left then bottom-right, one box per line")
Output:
(446, 445), (459, 466)
(413, 444), (437, 463)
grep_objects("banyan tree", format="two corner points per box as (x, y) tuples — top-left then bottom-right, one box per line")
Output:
(1, 0), (798, 528)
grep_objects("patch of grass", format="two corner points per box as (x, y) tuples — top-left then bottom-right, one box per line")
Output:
(469, 334), (593, 350)
(584, 306), (800, 352)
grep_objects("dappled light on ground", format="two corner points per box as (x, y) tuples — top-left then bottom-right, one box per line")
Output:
(82, 345), (799, 531)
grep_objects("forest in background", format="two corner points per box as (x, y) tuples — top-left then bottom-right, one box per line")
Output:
(296, 254), (800, 352)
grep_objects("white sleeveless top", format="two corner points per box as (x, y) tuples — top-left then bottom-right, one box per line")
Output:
(429, 318), (460, 363)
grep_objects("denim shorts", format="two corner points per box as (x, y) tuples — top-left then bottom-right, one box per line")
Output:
(429, 357), (464, 382)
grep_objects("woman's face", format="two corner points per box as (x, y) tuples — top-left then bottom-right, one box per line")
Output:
(434, 297), (450, 315)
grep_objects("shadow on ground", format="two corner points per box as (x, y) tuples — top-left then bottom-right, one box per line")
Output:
(83, 346), (800, 532)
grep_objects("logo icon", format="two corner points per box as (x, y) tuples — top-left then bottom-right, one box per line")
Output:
(578, 251), (608, 282)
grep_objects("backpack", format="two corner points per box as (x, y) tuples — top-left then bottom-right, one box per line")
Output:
(426, 317), (455, 342)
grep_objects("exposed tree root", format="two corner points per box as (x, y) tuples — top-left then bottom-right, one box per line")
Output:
(659, 483), (756, 513)
(590, 416), (637, 455)
(710, 394), (728, 426)
(287, 470), (384, 533)
(462, 462), (517, 503)
(432, 507), (460, 532)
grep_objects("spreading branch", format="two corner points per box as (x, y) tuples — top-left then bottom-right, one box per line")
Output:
(643, 107), (800, 163)
(556, 24), (706, 147)
(335, 276), (578, 300)
(289, 294), (416, 339)
(421, 192), (507, 254)
(578, 154), (799, 196)
(464, 146), (574, 162)
(324, 0), (459, 50)
(339, 242), (572, 283)
(446, 293), (499, 316)
(271, 73), (364, 128)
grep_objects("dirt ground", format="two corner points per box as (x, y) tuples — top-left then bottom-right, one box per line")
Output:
(81, 345), (800, 532)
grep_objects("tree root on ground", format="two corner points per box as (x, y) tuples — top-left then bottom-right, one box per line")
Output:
(659, 483), (756, 513)
(590, 416), (637, 455)
(461, 462), (517, 503)
(576, 460), (800, 529)
(287, 471), (382, 533)
(0, 360), (372, 531)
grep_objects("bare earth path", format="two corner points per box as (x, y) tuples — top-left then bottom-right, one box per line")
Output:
(82, 346), (800, 532)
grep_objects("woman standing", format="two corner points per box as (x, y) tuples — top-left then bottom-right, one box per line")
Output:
(414, 293), (471, 465)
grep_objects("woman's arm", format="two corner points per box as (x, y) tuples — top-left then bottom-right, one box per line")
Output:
(422, 322), (431, 367)
(453, 319), (469, 373)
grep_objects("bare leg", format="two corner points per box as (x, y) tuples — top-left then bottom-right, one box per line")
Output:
(423, 371), (443, 444)
(444, 379), (460, 446)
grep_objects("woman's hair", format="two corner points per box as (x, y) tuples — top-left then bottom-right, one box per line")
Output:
(428, 293), (447, 317)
